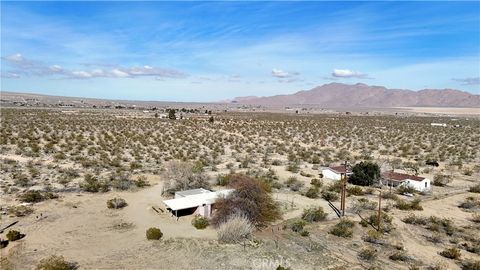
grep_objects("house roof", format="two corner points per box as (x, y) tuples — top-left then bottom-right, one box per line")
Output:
(382, 171), (425, 182)
(328, 166), (352, 174)
(175, 188), (211, 197)
(163, 189), (234, 211)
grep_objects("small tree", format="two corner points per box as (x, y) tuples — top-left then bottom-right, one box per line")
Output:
(167, 109), (176, 120)
(146, 227), (163, 240)
(208, 116), (214, 123)
(349, 161), (380, 186)
(211, 174), (281, 227)
(35, 255), (77, 270)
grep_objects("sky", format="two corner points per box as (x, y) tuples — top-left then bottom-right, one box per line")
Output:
(1, 1), (480, 102)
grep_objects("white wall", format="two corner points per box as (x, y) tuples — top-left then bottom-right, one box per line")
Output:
(322, 169), (342, 180)
(403, 178), (431, 192)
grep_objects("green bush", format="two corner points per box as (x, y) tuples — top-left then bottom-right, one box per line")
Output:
(6, 230), (22, 241)
(146, 227), (163, 240)
(433, 174), (452, 187)
(80, 174), (109, 192)
(285, 177), (303, 191)
(192, 215), (209, 229)
(347, 185), (364, 196)
(329, 218), (355, 238)
(363, 229), (383, 244)
(216, 174), (230, 186)
(461, 260), (480, 270)
(389, 251), (412, 262)
(321, 190), (339, 201)
(301, 206), (327, 222)
(291, 220), (306, 233)
(19, 190), (57, 203)
(358, 246), (377, 261)
(395, 198), (423, 211)
(348, 161), (380, 186)
(469, 184), (480, 193)
(134, 176), (150, 188)
(35, 255), (77, 270)
(439, 247), (461, 260)
(304, 187), (319, 198)
(310, 178), (322, 188)
(402, 214), (427, 225)
(106, 197), (127, 209)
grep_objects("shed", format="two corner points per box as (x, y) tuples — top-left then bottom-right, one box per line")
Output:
(163, 189), (234, 218)
(322, 165), (352, 181)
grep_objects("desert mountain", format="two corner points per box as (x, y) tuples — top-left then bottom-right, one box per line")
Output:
(230, 83), (480, 107)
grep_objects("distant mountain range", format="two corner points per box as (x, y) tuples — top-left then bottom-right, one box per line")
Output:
(228, 83), (480, 107)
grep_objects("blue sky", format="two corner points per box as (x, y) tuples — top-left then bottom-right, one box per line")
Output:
(1, 1), (479, 101)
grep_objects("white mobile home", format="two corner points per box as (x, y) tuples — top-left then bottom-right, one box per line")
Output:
(322, 166), (352, 181)
(163, 188), (234, 218)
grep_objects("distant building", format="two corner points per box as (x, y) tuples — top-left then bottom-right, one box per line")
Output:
(381, 171), (431, 192)
(431, 123), (447, 127)
(322, 165), (352, 181)
(163, 188), (234, 218)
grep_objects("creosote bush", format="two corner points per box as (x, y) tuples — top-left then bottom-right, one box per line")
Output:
(395, 198), (423, 211)
(461, 260), (480, 270)
(192, 215), (209, 229)
(358, 246), (377, 261)
(106, 197), (127, 209)
(301, 206), (327, 222)
(439, 247), (461, 260)
(6, 230), (23, 241)
(146, 227), (163, 240)
(329, 218), (355, 238)
(19, 190), (58, 203)
(217, 214), (253, 244)
(469, 184), (480, 193)
(35, 255), (77, 270)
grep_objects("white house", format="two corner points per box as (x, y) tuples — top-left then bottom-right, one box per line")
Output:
(322, 166), (352, 181)
(431, 123), (447, 127)
(163, 188), (234, 218)
(382, 171), (431, 192)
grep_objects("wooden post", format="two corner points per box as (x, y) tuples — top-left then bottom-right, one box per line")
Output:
(377, 191), (382, 231)
(342, 160), (348, 216)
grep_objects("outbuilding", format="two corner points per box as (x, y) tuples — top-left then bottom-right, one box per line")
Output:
(163, 188), (234, 218)
(382, 171), (431, 192)
(321, 166), (352, 181)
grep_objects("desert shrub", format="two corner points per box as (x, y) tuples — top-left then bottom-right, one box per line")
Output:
(459, 197), (480, 210)
(471, 213), (480, 223)
(381, 192), (398, 200)
(216, 174), (230, 186)
(211, 174), (281, 227)
(276, 266), (291, 270)
(13, 173), (32, 187)
(19, 190), (57, 203)
(348, 161), (380, 186)
(358, 246), (377, 261)
(80, 174), (109, 192)
(461, 260), (480, 270)
(8, 205), (34, 217)
(329, 218), (355, 238)
(310, 178), (322, 188)
(6, 230), (23, 241)
(402, 214), (427, 225)
(192, 215), (209, 229)
(363, 229), (384, 244)
(389, 251), (412, 262)
(285, 177), (303, 191)
(162, 161), (210, 195)
(395, 198), (423, 211)
(469, 184), (480, 193)
(217, 214), (253, 244)
(347, 185), (364, 196)
(110, 172), (136, 190)
(368, 212), (394, 232)
(134, 176), (150, 188)
(35, 255), (77, 270)
(397, 185), (417, 194)
(106, 197), (127, 209)
(290, 220), (307, 233)
(304, 186), (319, 198)
(321, 190), (339, 201)
(354, 198), (377, 212)
(439, 247), (461, 260)
(462, 242), (480, 255)
(301, 206), (327, 222)
(146, 227), (163, 240)
(286, 162), (300, 173)
(433, 174), (452, 187)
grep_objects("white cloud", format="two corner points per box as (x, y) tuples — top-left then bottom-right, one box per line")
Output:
(271, 68), (290, 78)
(49, 65), (63, 73)
(1, 72), (20, 79)
(332, 68), (368, 78)
(111, 69), (130, 78)
(452, 77), (480, 85)
(4, 53), (25, 63)
(71, 71), (92, 78)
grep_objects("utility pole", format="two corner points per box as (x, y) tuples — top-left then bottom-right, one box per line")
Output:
(377, 191), (382, 231)
(341, 160), (348, 216)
